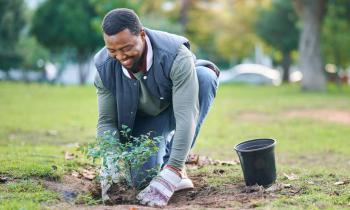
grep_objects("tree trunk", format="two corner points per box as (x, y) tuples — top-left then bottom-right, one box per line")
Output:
(281, 52), (291, 82)
(293, 0), (327, 91)
(179, 0), (191, 33)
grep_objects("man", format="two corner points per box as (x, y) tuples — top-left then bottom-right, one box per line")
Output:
(94, 8), (219, 207)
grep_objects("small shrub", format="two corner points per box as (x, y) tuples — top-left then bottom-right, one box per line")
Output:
(81, 125), (161, 189)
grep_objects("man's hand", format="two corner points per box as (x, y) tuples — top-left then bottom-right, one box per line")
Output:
(100, 157), (120, 202)
(136, 165), (182, 207)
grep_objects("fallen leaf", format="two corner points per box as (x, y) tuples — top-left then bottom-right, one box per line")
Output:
(65, 151), (75, 160)
(282, 183), (292, 188)
(198, 156), (216, 166)
(244, 184), (264, 193)
(71, 171), (81, 178)
(290, 187), (302, 194)
(334, 180), (349, 185)
(283, 173), (299, 180)
(0, 176), (8, 183)
(82, 169), (96, 180)
(265, 183), (283, 192)
(186, 154), (199, 164)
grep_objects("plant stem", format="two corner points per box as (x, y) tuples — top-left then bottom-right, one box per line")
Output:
(128, 160), (134, 188)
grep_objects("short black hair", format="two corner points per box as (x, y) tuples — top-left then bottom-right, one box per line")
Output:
(102, 8), (142, 36)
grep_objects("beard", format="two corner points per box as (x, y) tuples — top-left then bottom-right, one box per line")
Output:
(128, 56), (142, 73)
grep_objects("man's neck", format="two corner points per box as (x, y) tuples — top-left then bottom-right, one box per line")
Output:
(130, 40), (148, 73)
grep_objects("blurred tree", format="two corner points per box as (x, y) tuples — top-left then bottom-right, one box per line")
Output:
(90, 0), (143, 32)
(214, 1), (263, 62)
(182, 0), (219, 63)
(0, 0), (25, 73)
(181, 0), (270, 68)
(293, 0), (327, 91)
(322, 0), (350, 70)
(256, 0), (299, 82)
(179, 0), (191, 33)
(90, 0), (181, 34)
(31, 0), (103, 84)
(18, 35), (49, 71)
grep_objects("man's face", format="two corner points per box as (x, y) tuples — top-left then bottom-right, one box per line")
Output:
(104, 28), (145, 70)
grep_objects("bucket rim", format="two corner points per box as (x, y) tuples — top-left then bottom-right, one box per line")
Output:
(234, 138), (276, 152)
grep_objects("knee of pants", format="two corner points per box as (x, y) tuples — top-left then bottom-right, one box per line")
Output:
(196, 66), (219, 98)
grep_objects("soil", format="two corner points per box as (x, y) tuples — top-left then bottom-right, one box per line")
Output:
(283, 108), (350, 125)
(43, 157), (302, 209)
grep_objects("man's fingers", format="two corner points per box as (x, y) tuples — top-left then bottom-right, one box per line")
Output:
(136, 186), (150, 200)
(137, 187), (168, 207)
(148, 199), (166, 207)
(139, 198), (149, 205)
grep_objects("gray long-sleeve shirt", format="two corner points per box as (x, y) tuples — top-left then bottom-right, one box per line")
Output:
(94, 45), (199, 169)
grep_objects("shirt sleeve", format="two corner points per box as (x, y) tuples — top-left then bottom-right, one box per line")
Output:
(167, 45), (199, 169)
(94, 72), (119, 138)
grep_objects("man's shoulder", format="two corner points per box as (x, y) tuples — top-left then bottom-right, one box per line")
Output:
(145, 28), (190, 53)
(94, 47), (112, 69)
(146, 28), (187, 41)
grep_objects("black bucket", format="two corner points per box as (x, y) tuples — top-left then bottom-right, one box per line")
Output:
(234, 138), (277, 187)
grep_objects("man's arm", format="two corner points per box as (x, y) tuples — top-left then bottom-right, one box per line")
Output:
(168, 45), (199, 169)
(94, 73), (119, 138)
(136, 45), (199, 207)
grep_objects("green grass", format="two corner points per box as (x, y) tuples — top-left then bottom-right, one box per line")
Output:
(0, 180), (59, 210)
(195, 83), (350, 164)
(0, 82), (350, 209)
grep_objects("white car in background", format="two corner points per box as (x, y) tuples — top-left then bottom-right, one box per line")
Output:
(219, 63), (282, 86)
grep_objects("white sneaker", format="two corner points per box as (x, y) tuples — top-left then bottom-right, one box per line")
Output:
(175, 177), (194, 191)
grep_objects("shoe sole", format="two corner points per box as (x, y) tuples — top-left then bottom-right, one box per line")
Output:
(175, 178), (194, 191)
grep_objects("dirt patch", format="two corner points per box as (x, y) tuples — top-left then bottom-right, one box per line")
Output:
(43, 156), (301, 209)
(284, 109), (350, 125)
(236, 109), (350, 125)
(42, 174), (99, 203)
(46, 172), (299, 209)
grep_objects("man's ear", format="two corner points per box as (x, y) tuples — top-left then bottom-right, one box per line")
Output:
(140, 28), (145, 39)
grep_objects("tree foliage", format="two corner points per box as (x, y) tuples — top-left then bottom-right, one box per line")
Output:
(173, 0), (270, 68)
(256, 0), (299, 82)
(31, 0), (102, 60)
(322, 0), (350, 69)
(18, 36), (50, 71)
(0, 0), (25, 71)
(31, 0), (103, 84)
(90, 0), (182, 35)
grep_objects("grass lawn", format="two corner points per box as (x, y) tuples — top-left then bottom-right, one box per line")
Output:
(0, 81), (349, 209)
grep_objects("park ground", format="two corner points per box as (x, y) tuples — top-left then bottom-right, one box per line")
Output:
(0, 82), (349, 209)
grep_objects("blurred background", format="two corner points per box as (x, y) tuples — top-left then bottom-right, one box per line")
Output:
(0, 0), (349, 91)
(1, 2), (350, 208)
